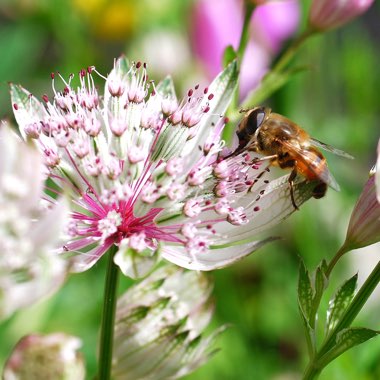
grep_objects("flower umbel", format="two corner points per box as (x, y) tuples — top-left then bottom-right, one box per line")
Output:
(11, 57), (316, 276)
(112, 264), (218, 380)
(0, 122), (67, 320)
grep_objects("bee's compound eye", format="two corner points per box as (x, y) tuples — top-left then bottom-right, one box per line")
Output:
(245, 107), (266, 135)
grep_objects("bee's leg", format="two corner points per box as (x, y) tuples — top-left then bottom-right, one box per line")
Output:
(251, 154), (278, 164)
(288, 169), (299, 211)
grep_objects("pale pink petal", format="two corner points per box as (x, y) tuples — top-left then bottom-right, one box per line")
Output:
(161, 238), (276, 271)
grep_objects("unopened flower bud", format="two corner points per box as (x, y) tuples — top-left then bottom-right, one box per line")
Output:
(3, 333), (85, 380)
(342, 174), (380, 252)
(309, 0), (374, 31)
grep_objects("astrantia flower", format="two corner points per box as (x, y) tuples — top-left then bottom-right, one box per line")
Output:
(3, 333), (85, 380)
(0, 122), (67, 320)
(11, 57), (316, 276)
(112, 264), (218, 380)
(308, 0), (374, 31)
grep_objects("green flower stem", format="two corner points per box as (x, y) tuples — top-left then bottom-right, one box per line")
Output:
(325, 245), (349, 278)
(303, 260), (380, 380)
(272, 29), (316, 74)
(236, 3), (255, 64)
(98, 245), (119, 380)
(231, 2), (255, 111)
(303, 360), (322, 380)
(241, 28), (316, 109)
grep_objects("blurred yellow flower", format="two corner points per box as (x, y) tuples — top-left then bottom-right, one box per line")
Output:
(71, 0), (136, 40)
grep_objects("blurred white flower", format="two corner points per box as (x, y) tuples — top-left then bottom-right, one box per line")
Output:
(11, 57), (316, 277)
(138, 30), (191, 76)
(3, 333), (85, 380)
(0, 122), (67, 320)
(112, 264), (218, 380)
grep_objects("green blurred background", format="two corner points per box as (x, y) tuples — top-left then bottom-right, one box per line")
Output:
(0, 0), (379, 379)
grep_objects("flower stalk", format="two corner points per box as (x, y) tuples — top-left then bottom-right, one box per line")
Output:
(231, 1), (255, 111)
(271, 28), (315, 74)
(98, 245), (119, 380)
(241, 28), (315, 110)
(324, 245), (347, 278)
(236, 2), (255, 65)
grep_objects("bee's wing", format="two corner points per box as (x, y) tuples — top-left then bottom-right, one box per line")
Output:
(281, 140), (341, 191)
(311, 161), (340, 191)
(310, 138), (354, 159)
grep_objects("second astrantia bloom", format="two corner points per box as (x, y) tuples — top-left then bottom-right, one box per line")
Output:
(11, 57), (315, 277)
(0, 122), (67, 320)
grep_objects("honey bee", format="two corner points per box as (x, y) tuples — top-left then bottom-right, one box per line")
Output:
(233, 106), (353, 209)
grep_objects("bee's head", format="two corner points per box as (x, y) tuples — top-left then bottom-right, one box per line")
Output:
(237, 106), (269, 141)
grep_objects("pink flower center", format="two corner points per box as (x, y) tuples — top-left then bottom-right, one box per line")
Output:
(70, 192), (182, 252)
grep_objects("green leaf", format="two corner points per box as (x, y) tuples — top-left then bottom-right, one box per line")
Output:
(299, 304), (316, 358)
(298, 260), (313, 324)
(298, 260), (317, 355)
(314, 266), (327, 299)
(222, 45), (238, 68)
(320, 327), (379, 366)
(156, 76), (176, 99)
(312, 261), (328, 315)
(10, 83), (46, 139)
(326, 274), (358, 335)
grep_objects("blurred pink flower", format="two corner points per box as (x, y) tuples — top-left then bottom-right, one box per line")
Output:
(309, 0), (374, 31)
(191, 0), (300, 99)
